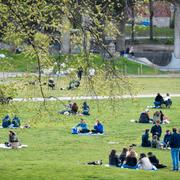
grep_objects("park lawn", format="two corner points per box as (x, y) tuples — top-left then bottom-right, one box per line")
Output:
(0, 98), (180, 180)
(125, 26), (174, 38)
(0, 49), (164, 75)
(4, 77), (180, 98)
(0, 49), (37, 72)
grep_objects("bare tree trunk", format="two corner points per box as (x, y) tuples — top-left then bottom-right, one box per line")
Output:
(116, 18), (126, 52)
(149, 0), (154, 40)
(174, 2), (180, 58)
(131, 4), (135, 42)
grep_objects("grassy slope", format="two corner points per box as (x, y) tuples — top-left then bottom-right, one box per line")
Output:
(0, 49), (163, 75)
(4, 77), (180, 98)
(0, 98), (179, 180)
(0, 49), (36, 72)
(125, 26), (174, 37)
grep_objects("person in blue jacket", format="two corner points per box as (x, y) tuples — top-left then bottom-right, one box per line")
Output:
(91, 120), (104, 134)
(163, 130), (171, 148)
(169, 128), (180, 171)
(12, 115), (21, 128)
(2, 115), (11, 128)
(75, 119), (90, 133)
(82, 101), (90, 116)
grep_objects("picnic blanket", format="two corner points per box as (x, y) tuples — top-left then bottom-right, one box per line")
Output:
(77, 133), (104, 136)
(0, 144), (28, 149)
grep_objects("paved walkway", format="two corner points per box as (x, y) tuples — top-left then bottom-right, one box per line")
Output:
(12, 94), (180, 102)
(1, 72), (180, 79)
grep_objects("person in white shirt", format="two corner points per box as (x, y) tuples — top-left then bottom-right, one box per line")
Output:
(164, 93), (172, 108)
(138, 153), (157, 170)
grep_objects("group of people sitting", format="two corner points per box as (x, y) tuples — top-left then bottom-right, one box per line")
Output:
(141, 121), (178, 150)
(60, 101), (90, 116)
(2, 115), (21, 128)
(109, 146), (166, 170)
(153, 93), (172, 108)
(139, 109), (170, 124)
(72, 119), (104, 134)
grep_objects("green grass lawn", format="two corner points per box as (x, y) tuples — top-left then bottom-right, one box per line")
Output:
(3, 77), (180, 99)
(0, 49), (164, 75)
(126, 26), (174, 37)
(0, 98), (180, 179)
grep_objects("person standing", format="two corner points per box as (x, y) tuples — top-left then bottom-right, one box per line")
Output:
(77, 67), (83, 81)
(150, 120), (162, 140)
(169, 128), (180, 171)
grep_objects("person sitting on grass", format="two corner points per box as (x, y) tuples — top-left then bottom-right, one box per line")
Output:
(48, 78), (55, 90)
(153, 111), (160, 124)
(59, 101), (73, 115)
(139, 109), (151, 123)
(71, 103), (78, 114)
(75, 119), (90, 133)
(91, 120), (104, 134)
(67, 80), (80, 90)
(5, 130), (20, 149)
(154, 93), (164, 108)
(159, 110), (170, 124)
(122, 150), (138, 169)
(11, 115), (21, 128)
(119, 148), (128, 167)
(141, 129), (151, 147)
(151, 135), (161, 149)
(163, 130), (171, 148)
(138, 153), (157, 170)
(109, 149), (119, 167)
(164, 93), (172, 108)
(2, 115), (11, 128)
(147, 152), (167, 169)
(81, 102), (90, 116)
(150, 120), (162, 140)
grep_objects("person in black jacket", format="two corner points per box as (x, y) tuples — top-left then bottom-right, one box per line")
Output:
(154, 93), (164, 108)
(150, 120), (162, 140)
(141, 129), (151, 147)
(169, 128), (180, 171)
(147, 152), (166, 169)
(109, 149), (119, 167)
(122, 150), (138, 169)
(119, 148), (128, 167)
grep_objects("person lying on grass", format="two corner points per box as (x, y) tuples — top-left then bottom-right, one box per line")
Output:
(147, 152), (167, 169)
(75, 119), (90, 133)
(91, 120), (104, 134)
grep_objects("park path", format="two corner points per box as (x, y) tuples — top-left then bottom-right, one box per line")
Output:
(12, 94), (180, 102)
(1, 72), (180, 79)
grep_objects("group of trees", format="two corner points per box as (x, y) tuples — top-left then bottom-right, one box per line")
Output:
(0, 0), (180, 99)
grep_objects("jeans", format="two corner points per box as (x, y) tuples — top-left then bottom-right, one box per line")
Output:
(171, 148), (180, 170)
